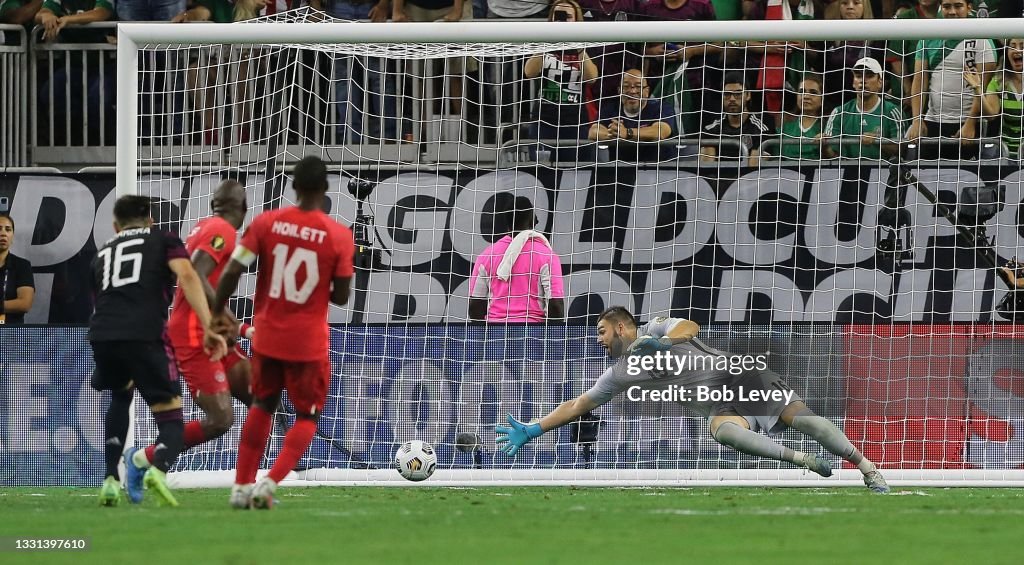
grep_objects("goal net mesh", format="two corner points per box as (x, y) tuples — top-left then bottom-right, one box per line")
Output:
(129, 9), (1024, 484)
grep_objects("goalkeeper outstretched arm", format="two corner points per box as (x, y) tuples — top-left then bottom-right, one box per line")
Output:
(495, 393), (601, 456)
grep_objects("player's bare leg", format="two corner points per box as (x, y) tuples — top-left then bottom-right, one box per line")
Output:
(779, 401), (889, 493)
(228, 356), (253, 408)
(235, 392), (281, 509)
(709, 413), (833, 478)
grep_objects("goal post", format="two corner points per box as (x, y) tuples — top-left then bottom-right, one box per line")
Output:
(117, 13), (1024, 487)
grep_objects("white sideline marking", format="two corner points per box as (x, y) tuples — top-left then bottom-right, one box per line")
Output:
(652, 507), (855, 516)
(888, 490), (932, 496)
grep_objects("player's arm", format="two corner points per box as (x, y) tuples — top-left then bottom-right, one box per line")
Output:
(495, 393), (601, 456)
(331, 276), (351, 306)
(170, 258), (227, 360)
(629, 317), (700, 356)
(191, 249), (219, 305)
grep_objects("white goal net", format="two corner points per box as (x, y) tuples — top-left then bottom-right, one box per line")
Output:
(120, 11), (1024, 486)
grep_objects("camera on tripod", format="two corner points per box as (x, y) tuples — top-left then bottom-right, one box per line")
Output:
(348, 177), (383, 271)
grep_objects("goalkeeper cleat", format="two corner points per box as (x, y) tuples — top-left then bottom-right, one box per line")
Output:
(250, 478), (276, 510)
(804, 454), (833, 478)
(99, 476), (121, 507)
(143, 467), (179, 507)
(230, 483), (254, 509)
(123, 447), (145, 504)
(863, 471), (890, 494)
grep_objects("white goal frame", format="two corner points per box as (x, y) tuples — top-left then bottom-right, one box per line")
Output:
(117, 18), (1024, 487)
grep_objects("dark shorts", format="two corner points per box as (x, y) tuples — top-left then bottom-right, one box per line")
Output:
(90, 340), (181, 406)
(252, 352), (330, 416)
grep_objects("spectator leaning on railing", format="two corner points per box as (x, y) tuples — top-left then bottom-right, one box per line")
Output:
(0, 213), (35, 325)
(824, 57), (904, 160)
(34, 0), (112, 42)
(701, 71), (774, 166)
(776, 74), (826, 160)
(907, 0), (997, 160)
(973, 38), (1024, 159)
(588, 68), (674, 161)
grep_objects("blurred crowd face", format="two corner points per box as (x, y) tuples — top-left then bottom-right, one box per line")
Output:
(852, 68), (883, 97)
(939, 0), (970, 18)
(620, 71), (649, 114)
(797, 79), (823, 116)
(549, 1), (578, 22)
(918, 0), (939, 9)
(839, 0), (865, 19)
(1008, 39), (1024, 73)
(722, 82), (747, 115)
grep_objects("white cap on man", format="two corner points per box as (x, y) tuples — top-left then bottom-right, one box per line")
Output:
(852, 57), (884, 75)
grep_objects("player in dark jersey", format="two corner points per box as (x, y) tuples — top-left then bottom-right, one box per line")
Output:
(121, 181), (254, 504)
(213, 156), (355, 509)
(496, 306), (890, 493)
(90, 195), (227, 507)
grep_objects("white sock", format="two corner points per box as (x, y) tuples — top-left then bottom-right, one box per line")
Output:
(132, 448), (152, 469)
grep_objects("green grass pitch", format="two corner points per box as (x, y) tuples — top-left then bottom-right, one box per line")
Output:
(2, 487), (1023, 564)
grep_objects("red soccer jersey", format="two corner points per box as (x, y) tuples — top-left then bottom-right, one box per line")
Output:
(167, 216), (238, 348)
(238, 206), (354, 361)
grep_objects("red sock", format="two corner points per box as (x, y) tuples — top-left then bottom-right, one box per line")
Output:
(183, 421), (207, 450)
(236, 406), (273, 485)
(144, 444), (155, 463)
(268, 418), (316, 484)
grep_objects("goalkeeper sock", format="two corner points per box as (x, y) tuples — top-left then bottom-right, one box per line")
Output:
(713, 422), (803, 465)
(267, 418), (317, 484)
(789, 414), (877, 474)
(183, 420), (207, 450)
(236, 405), (273, 485)
(151, 408), (184, 473)
(104, 389), (132, 479)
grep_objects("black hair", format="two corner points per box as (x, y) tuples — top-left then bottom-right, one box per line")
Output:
(0, 212), (13, 232)
(507, 196), (537, 232)
(112, 195), (153, 226)
(723, 71), (747, 89)
(597, 306), (638, 328)
(293, 156), (329, 195)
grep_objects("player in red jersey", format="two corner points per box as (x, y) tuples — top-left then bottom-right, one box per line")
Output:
(121, 181), (254, 499)
(213, 156), (354, 509)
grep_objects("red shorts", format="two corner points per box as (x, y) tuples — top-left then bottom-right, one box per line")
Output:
(223, 345), (248, 373)
(251, 352), (330, 416)
(175, 345), (230, 398)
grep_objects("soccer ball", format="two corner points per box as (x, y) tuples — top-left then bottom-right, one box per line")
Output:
(395, 440), (437, 482)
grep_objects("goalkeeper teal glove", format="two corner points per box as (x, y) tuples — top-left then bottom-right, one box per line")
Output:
(628, 335), (673, 357)
(495, 414), (543, 456)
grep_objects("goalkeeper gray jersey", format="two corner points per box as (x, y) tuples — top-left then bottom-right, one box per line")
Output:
(583, 317), (749, 416)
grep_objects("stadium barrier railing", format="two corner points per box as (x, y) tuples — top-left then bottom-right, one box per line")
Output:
(1, 24), (28, 168)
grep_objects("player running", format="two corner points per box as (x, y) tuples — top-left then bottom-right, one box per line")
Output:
(90, 195), (227, 507)
(213, 156), (355, 509)
(496, 306), (890, 493)
(121, 180), (254, 504)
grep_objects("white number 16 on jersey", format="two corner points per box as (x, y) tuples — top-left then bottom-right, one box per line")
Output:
(269, 243), (319, 304)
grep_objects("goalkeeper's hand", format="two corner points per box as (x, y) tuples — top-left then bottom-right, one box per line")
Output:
(628, 335), (674, 357)
(495, 414), (543, 457)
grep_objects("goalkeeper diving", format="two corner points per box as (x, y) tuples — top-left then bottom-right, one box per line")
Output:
(495, 306), (889, 493)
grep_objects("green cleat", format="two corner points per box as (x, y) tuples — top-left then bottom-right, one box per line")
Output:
(143, 467), (179, 507)
(99, 476), (121, 507)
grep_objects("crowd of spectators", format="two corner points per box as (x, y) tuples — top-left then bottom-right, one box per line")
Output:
(1, 0), (1023, 162)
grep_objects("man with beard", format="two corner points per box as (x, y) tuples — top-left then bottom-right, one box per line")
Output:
(494, 306), (891, 493)
(700, 72), (773, 167)
(587, 68), (674, 161)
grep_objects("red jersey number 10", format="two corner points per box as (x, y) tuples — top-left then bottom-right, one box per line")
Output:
(269, 243), (320, 304)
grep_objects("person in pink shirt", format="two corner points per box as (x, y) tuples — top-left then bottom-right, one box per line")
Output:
(469, 198), (566, 323)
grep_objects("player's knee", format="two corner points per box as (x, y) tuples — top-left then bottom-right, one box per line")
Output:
(710, 417), (749, 442)
(111, 387), (133, 405)
(208, 407), (235, 437)
(296, 412), (319, 424)
(253, 395), (279, 413)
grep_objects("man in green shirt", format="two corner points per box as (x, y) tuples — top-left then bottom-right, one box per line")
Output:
(824, 57), (905, 160)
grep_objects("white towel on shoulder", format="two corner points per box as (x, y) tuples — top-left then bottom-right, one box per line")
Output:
(496, 230), (550, 281)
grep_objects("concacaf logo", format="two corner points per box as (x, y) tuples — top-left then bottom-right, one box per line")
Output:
(407, 457), (423, 471)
